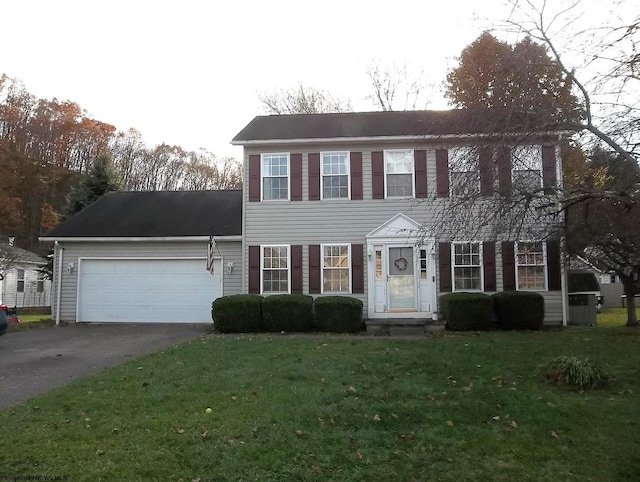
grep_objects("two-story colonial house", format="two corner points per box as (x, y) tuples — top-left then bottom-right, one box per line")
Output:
(42, 109), (568, 328)
(232, 109), (567, 326)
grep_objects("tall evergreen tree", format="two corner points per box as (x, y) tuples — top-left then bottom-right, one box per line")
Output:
(63, 153), (124, 218)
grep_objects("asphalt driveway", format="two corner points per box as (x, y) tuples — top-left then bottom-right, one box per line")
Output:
(0, 323), (209, 409)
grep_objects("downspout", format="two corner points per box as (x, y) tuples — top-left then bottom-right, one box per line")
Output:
(55, 241), (64, 326)
(560, 240), (568, 327)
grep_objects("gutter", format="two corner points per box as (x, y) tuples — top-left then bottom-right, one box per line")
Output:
(39, 235), (243, 243)
(55, 241), (63, 326)
(231, 131), (572, 146)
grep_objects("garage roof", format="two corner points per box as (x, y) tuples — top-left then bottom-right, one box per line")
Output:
(42, 190), (242, 239)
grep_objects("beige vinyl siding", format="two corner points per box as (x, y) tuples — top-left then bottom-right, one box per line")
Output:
(52, 240), (241, 323)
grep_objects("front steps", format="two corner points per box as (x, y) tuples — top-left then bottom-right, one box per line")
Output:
(365, 317), (446, 336)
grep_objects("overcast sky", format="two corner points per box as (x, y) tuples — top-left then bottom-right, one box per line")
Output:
(0, 0), (625, 160)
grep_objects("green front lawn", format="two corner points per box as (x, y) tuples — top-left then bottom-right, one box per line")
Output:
(598, 307), (640, 327)
(2, 328), (640, 481)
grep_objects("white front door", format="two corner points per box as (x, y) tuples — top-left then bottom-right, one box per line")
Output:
(366, 214), (436, 319)
(387, 246), (416, 311)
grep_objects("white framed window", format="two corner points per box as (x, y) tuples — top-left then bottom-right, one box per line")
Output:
(452, 242), (482, 291)
(261, 245), (290, 293)
(449, 147), (480, 197)
(321, 152), (350, 199)
(516, 241), (546, 290)
(512, 145), (542, 192)
(17, 268), (25, 292)
(37, 273), (45, 293)
(384, 150), (414, 198)
(261, 153), (289, 201)
(322, 244), (351, 293)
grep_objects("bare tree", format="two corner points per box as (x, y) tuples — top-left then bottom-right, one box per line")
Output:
(258, 83), (352, 114)
(366, 61), (432, 111)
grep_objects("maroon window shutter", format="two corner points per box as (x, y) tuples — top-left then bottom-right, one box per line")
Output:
(308, 153), (320, 201)
(249, 155), (260, 202)
(290, 153), (302, 201)
(351, 244), (364, 293)
(483, 241), (496, 291)
(438, 242), (452, 292)
(308, 245), (321, 294)
(502, 241), (516, 291)
(436, 149), (449, 197)
(479, 146), (494, 196)
(414, 149), (427, 198)
(497, 146), (511, 196)
(291, 245), (303, 293)
(372, 151), (384, 199)
(248, 245), (260, 293)
(350, 152), (363, 200)
(546, 239), (562, 291)
(542, 145), (557, 194)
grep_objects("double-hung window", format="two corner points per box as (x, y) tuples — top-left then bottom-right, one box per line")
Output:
(261, 245), (289, 293)
(17, 269), (25, 292)
(385, 150), (414, 198)
(262, 153), (289, 200)
(512, 145), (542, 192)
(516, 241), (546, 290)
(321, 152), (350, 199)
(452, 242), (482, 291)
(322, 244), (350, 293)
(449, 147), (480, 196)
(37, 273), (45, 293)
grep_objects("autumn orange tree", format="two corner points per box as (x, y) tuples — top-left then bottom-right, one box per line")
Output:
(446, 31), (581, 123)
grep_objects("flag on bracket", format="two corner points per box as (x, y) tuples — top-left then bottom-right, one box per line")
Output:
(206, 235), (216, 275)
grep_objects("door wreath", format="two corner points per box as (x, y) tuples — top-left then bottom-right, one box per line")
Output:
(394, 256), (408, 271)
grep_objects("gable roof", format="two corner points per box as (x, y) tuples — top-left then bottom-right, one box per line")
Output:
(0, 243), (46, 265)
(41, 190), (242, 239)
(232, 109), (564, 145)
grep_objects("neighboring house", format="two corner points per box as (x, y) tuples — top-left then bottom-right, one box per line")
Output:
(42, 109), (569, 326)
(0, 238), (51, 309)
(231, 109), (567, 326)
(40, 191), (242, 323)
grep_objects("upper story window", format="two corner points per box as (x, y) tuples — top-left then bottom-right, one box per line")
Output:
(322, 244), (351, 293)
(449, 147), (480, 197)
(385, 150), (414, 198)
(261, 245), (290, 293)
(516, 241), (546, 290)
(512, 145), (542, 192)
(453, 242), (482, 291)
(262, 153), (289, 201)
(321, 152), (350, 199)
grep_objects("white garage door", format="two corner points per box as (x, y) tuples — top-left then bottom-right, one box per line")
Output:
(78, 258), (222, 323)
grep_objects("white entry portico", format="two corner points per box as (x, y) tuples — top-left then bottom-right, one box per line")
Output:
(366, 214), (436, 319)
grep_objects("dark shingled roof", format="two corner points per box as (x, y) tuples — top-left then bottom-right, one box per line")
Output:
(232, 109), (563, 143)
(43, 190), (242, 238)
(0, 243), (46, 265)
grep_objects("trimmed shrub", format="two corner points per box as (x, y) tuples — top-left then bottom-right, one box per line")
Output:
(439, 292), (494, 331)
(211, 294), (262, 333)
(262, 294), (314, 332)
(493, 291), (544, 330)
(315, 296), (364, 333)
(545, 356), (610, 389)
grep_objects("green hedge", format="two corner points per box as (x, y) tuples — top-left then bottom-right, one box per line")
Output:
(314, 296), (364, 333)
(493, 291), (545, 330)
(211, 294), (263, 333)
(439, 292), (494, 331)
(262, 294), (314, 332)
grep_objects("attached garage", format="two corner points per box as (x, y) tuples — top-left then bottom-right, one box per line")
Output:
(77, 258), (222, 323)
(40, 190), (243, 324)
